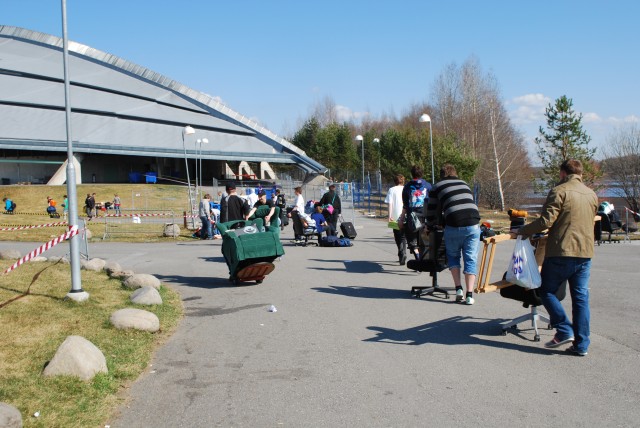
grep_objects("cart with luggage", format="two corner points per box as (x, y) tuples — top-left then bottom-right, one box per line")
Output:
(217, 209), (284, 285)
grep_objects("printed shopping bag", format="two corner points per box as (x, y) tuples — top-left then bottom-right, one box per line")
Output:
(505, 236), (541, 289)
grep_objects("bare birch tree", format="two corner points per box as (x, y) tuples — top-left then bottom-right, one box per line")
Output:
(602, 124), (640, 213)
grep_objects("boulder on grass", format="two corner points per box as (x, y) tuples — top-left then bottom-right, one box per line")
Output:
(130, 286), (163, 305)
(123, 273), (161, 290)
(0, 249), (21, 260)
(109, 270), (135, 280)
(42, 335), (107, 381)
(82, 258), (106, 271)
(0, 402), (22, 428)
(103, 261), (123, 275)
(163, 223), (180, 238)
(110, 308), (160, 332)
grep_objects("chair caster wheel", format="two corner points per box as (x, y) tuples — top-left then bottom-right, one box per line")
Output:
(547, 324), (553, 330)
(501, 329), (507, 336)
(256, 279), (263, 284)
(534, 335), (540, 342)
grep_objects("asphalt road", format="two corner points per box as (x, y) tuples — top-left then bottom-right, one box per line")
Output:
(2, 217), (639, 427)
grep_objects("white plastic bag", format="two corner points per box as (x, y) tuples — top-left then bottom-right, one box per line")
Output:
(506, 236), (541, 289)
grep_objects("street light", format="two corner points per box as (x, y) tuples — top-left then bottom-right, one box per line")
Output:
(182, 125), (196, 227)
(61, 0), (87, 302)
(419, 114), (435, 183)
(373, 138), (381, 217)
(355, 135), (364, 187)
(198, 138), (209, 198)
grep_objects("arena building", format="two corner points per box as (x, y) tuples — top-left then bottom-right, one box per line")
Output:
(0, 26), (325, 186)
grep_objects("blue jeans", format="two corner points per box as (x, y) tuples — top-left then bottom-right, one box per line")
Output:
(540, 257), (591, 353)
(200, 216), (212, 238)
(444, 225), (480, 275)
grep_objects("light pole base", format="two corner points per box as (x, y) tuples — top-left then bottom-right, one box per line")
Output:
(65, 290), (90, 302)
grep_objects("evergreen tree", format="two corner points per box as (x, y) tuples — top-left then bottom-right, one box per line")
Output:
(535, 95), (600, 190)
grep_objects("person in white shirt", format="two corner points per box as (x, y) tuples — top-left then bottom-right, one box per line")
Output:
(245, 188), (258, 207)
(384, 174), (407, 265)
(289, 186), (306, 242)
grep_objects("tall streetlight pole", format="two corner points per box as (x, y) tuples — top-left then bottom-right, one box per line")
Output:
(199, 138), (209, 198)
(355, 134), (364, 188)
(373, 137), (381, 217)
(61, 0), (87, 302)
(182, 125), (195, 227)
(419, 114), (435, 183)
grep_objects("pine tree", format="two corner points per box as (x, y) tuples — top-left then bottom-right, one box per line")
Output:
(535, 95), (600, 190)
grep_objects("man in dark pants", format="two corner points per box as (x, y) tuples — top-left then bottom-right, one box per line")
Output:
(515, 159), (598, 356)
(399, 165), (431, 260)
(384, 174), (407, 265)
(319, 184), (341, 236)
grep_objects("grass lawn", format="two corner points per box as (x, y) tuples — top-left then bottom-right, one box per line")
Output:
(0, 261), (182, 427)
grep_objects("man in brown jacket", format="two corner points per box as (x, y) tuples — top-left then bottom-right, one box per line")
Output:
(516, 159), (598, 356)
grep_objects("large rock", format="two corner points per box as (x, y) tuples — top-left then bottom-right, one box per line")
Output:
(163, 223), (180, 238)
(0, 402), (22, 428)
(130, 286), (163, 305)
(109, 270), (135, 280)
(82, 258), (106, 271)
(103, 261), (122, 276)
(0, 249), (21, 260)
(42, 336), (107, 381)
(110, 308), (160, 332)
(123, 273), (161, 290)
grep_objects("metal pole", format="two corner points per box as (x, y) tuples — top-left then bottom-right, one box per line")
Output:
(182, 129), (195, 227)
(194, 139), (199, 200)
(429, 121), (435, 183)
(361, 140), (365, 191)
(61, 0), (87, 301)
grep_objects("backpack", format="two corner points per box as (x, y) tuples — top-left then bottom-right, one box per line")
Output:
(408, 180), (428, 209)
(10, 201), (16, 210)
(320, 235), (339, 247)
(276, 194), (286, 208)
(335, 237), (353, 247)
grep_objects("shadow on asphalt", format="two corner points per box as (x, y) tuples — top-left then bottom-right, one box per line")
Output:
(154, 273), (241, 290)
(312, 284), (414, 300)
(307, 259), (415, 275)
(364, 315), (554, 354)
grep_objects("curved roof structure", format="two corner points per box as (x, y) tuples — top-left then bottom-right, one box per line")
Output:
(0, 26), (325, 174)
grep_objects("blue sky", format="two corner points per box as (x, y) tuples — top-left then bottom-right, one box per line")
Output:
(3, 1), (639, 159)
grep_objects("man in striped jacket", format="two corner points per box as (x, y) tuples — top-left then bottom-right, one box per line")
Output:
(425, 164), (481, 305)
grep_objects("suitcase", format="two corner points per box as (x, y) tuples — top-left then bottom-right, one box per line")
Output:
(340, 222), (357, 239)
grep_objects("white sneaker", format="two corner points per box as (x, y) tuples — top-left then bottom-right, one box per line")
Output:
(455, 288), (464, 302)
(465, 296), (475, 305)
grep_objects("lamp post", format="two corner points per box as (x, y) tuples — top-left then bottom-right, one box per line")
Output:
(182, 125), (196, 227)
(61, 0), (87, 302)
(198, 138), (209, 198)
(373, 137), (381, 217)
(355, 134), (364, 187)
(419, 114), (435, 183)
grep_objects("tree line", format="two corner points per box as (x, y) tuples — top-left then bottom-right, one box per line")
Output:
(285, 56), (638, 214)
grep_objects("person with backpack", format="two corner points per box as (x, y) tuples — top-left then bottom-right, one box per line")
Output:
(319, 184), (341, 236)
(85, 193), (95, 221)
(3, 197), (16, 214)
(399, 165), (432, 260)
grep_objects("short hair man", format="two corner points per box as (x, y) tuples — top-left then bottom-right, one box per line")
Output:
(247, 190), (276, 225)
(220, 183), (249, 223)
(425, 164), (480, 305)
(384, 174), (407, 265)
(516, 159), (598, 356)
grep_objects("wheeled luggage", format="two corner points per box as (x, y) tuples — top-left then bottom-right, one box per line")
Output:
(340, 221), (357, 239)
(217, 215), (284, 285)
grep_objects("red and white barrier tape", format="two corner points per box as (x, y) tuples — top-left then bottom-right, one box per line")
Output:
(3, 225), (79, 275)
(0, 222), (68, 231)
(104, 213), (172, 217)
(624, 207), (639, 217)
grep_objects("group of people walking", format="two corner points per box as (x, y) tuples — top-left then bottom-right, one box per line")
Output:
(385, 159), (596, 356)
